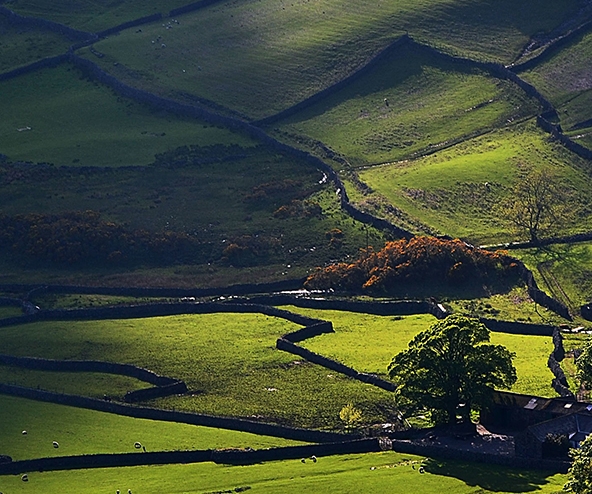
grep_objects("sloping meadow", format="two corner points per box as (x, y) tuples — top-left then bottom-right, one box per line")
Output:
(80, 0), (579, 119)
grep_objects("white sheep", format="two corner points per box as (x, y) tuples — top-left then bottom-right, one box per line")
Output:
(310, 455), (317, 463)
(52, 441), (59, 448)
(21, 430), (27, 435)
(134, 442), (142, 449)
(21, 474), (28, 482)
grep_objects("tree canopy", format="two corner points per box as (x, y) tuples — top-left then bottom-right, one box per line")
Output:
(564, 434), (592, 493)
(388, 314), (517, 424)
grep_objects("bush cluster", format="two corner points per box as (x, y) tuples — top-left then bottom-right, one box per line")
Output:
(0, 210), (208, 266)
(304, 236), (519, 293)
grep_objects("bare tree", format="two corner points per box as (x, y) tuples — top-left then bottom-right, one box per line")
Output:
(503, 168), (568, 243)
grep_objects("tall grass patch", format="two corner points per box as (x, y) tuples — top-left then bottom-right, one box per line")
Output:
(0, 64), (251, 167)
(358, 123), (592, 244)
(85, 0), (577, 119)
(274, 43), (540, 166)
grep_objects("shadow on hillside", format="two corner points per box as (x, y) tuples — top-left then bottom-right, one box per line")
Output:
(423, 458), (561, 493)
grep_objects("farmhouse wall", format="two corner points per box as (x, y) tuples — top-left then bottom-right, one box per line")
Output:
(0, 5), (93, 40)
(390, 439), (569, 473)
(0, 383), (353, 443)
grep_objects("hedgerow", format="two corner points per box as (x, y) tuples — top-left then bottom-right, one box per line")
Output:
(304, 236), (519, 293)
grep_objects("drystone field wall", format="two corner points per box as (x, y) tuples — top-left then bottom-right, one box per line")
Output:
(0, 438), (382, 475)
(0, 383), (352, 444)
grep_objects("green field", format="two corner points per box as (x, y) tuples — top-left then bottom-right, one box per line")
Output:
(0, 17), (70, 73)
(0, 450), (567, 493)
(522, 29), (592, 132)
(0, 395), (304, 461)
(82, 0), (578, 119)
(512, 243), (592, 310)
(0, 64), (251, 167)
(0, 366), (148, 399)
(287, 308), (556, 398)
(5, 0), (190, 32)
(0, 313), (395, 429)
(358, 123), (592, 244)
(274, 42), (540, 166)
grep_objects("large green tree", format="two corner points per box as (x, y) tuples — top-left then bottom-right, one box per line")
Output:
(388, 314), (517, 424)
(564, 434), (592, 493)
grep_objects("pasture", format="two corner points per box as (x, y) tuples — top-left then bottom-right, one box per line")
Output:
(288, 308), (556, 398)
(4, 0), (189, 32)
(358, 123), (592, 244)
(0, 450), (567, 493)
(84, 0), (578, 119)
(0, 64), (251, 167)
(0, 313), (395, 429)
(274, 42), (540, 166)
(0, 17), (70, 73)
(521, 29), (592, 132)
(512, 242), (592, 310)
(0, 394), (304, 461)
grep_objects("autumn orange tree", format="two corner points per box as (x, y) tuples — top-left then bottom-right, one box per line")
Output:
(304, 236), (519, 293)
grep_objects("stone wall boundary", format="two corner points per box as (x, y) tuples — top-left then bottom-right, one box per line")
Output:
(0, 438), (382, 475)
(169, 0), (229, 17)
(96, 13), (163, 38)
(0, 53), (69, 82)
(0, 383), (353, 443)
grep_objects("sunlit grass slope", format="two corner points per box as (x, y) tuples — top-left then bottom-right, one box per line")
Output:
(0, 313), (394, 428)
(0, 64), (250, 167)
(0, 451), (567, 494)
(274, 42), (540, 166)
(358, 123), (592, 244)
(84, 0), (577, 119)
(0, 395), (304, 461)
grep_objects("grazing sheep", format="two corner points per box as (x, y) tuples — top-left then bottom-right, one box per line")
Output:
(310, 455), (317, 463)
(419, 466), (425, 474)
(300, 458), (306, 463)
(52, 441), (59, 448)
(21, 430), (27, 435)
(134, 442), (142, 449)
(128, 490), (132, 494)
(21, 474), (28, 482)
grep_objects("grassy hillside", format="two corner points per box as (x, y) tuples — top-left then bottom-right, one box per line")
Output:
(273, 42), (540, 166)
(0, 17), (70, 73)
(4, 0), (189, 32)
(0, 313), (395, 428)
(0, 451), (567, 494)
(0, 64), (250, 167)
(82, 0), (578, 119)
(358, 122), (592, 244)
(521, 28), (592, 136)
